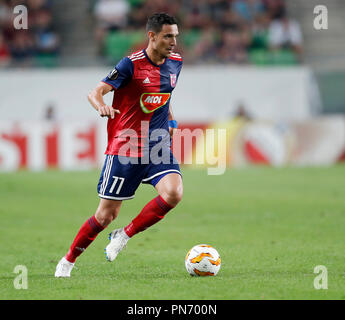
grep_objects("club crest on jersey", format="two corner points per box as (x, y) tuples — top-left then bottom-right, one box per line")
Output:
(140, 93), (170, 113)
(170, 74), (176, 88)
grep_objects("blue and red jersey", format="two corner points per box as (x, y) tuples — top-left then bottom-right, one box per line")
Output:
(102, 49), (183, 157)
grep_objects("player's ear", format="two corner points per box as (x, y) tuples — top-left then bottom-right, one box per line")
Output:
(148, 31), (156, 42)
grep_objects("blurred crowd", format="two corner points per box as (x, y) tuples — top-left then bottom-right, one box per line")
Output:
(0, 0), (59, 67)
(0, 0), (303, 68)
(93, 0), (303, 65)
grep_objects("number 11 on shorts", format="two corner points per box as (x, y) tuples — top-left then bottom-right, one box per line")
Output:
(109, 176), (125, 195)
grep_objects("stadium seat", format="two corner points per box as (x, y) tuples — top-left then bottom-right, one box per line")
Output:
(250, 32), (269, 51)
(249, 49), (297, 66)
(248, 49), (270, 65)
(181, 29), (202, 49)
(34, 53), (59, 68)
(105, 30), (142, 62)
(127, 0), (145, 7)
(271, 50), (298, 65)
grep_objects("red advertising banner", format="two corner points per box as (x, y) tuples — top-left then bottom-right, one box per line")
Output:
(0, 117), (344, 172)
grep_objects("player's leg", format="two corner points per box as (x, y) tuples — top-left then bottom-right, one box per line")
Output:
(154, 172), (183, 207)
(105, 173), (182, 262)
(102, 156), (148, 261)
(95, 198), (122, 227)
(123, 173), (183, 238)
(65, 198), (122, 262)
(55, 198), (122, 277)
(55, 154), (131, 277)
(105, 151), (183, 262)
(65, 199), (121, 262)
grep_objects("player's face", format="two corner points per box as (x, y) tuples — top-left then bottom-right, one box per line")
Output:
(152, 24), (179, 58)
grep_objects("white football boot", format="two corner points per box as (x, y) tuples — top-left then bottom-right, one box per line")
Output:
(54, 257), (75, 277)
(105, 228), (129, 262)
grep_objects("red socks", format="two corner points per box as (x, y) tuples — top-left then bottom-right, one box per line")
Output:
(65, 216), (104, 263)
(124, 195), (174, 238)
(64, 196), (173, 263)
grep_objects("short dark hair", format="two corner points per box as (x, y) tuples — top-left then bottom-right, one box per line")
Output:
(146, 13), (178, 33)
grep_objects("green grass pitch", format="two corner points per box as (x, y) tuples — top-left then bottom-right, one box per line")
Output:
(0, 165), (344, 300)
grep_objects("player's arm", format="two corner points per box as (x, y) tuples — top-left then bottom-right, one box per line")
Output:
(87, 82), (120, 119)
(168, 102), (178, 136)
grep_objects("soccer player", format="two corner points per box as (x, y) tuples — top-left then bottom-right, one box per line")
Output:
(55, 13), (183, 277)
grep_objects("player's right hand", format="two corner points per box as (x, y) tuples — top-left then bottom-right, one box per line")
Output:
(98, 105), (120, 119)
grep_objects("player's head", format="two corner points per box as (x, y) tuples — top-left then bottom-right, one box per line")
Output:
(146, 13), (179, 58)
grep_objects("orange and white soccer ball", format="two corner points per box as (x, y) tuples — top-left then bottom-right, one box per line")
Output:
(185, 244), (221, 276)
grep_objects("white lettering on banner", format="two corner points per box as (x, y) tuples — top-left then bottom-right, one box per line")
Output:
(0, 122), (101, 171)
(22, 123), (56, 171)
(0, 138), (20, 171)
(0, 121), (226, 173)
(1, 118), (344, 172)
(60, 124), (80, 170)
(59, 123), (98, 170)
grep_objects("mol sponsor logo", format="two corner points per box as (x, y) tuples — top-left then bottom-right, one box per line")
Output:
(140, 93), (170, 114)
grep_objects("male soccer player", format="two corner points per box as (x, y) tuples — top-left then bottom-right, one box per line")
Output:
(55, 13), (183, 277)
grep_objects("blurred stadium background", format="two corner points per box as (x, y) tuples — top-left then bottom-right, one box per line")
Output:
(0, 0), (344, 171)
(1, 0), (345, 301)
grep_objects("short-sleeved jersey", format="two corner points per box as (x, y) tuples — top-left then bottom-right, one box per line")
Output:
(102, 49), (183, 157)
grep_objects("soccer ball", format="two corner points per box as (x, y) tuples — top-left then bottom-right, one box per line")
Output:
(185, 244), (221, 276)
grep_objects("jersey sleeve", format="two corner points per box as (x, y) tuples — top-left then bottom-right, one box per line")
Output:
(102, 57), (134, 90)
(176, 60), (183, 82)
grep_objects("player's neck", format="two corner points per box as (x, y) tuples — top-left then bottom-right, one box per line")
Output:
(145, 47), (166, 65)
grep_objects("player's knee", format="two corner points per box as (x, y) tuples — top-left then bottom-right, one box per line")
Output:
(95, 210), (112, 227)
(95, 204), (121, 227)
(163, 186), (183, 207)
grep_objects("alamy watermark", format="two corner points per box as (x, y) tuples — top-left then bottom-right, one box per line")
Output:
(13, 5), (28, 30)
(313, 5), (328, 30)
(13, 265), (28, 289)
(9, 263), (331, 291)
(313, 265), (328, 290)
(115, 121), (227, 175)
